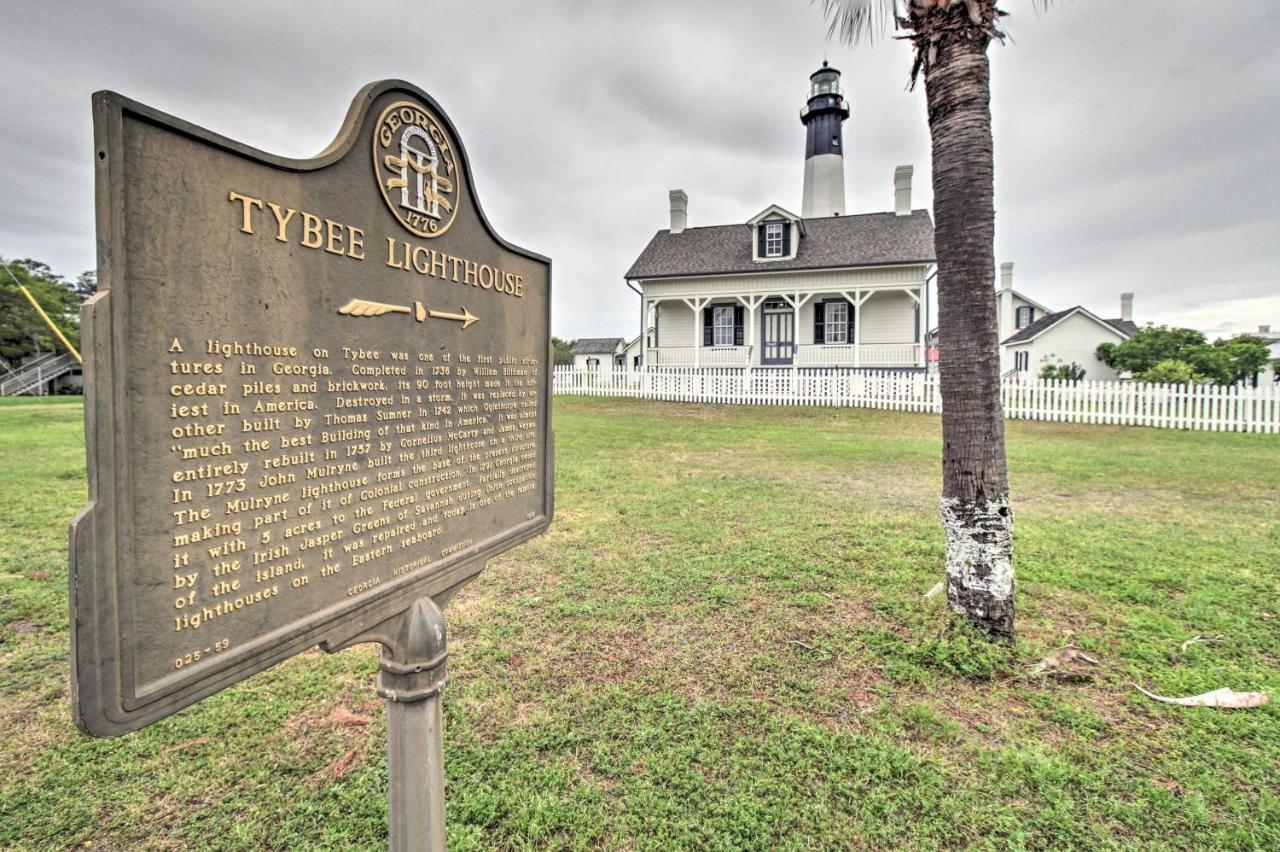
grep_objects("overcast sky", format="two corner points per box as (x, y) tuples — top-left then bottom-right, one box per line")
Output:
(3, 1), (1277, 340)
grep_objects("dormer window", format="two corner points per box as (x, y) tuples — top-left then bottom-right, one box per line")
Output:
(748, 205), (802, 262)
(764, 222), (784, 257)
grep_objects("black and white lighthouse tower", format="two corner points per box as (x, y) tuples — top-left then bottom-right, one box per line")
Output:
(800, 62), (850, 218)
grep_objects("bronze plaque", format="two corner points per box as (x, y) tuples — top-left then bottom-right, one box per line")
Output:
(71, 81), (553, 736)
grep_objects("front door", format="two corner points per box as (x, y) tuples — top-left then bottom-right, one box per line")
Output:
(761, 300), (794, 365)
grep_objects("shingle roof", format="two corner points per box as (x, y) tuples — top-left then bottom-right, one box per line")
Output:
(570, 337), (625, 355)
(1002, 307), (1136, 345)
(624, 210), (935, 279)
(1003, 309), (1073, 344)
(1105, 318), (1140, 337)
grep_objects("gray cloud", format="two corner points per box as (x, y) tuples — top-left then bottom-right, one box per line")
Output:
(1, 0), (1275, 340)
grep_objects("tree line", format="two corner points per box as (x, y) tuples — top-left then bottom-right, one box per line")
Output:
(1098, 327), (1273, 385)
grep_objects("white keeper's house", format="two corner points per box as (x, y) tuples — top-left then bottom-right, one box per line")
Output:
(623, 63), (935, 371)
(994, 263), (1140, 380)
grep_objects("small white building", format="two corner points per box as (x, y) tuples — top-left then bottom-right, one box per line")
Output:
(619, 334), (644, 370)
(1239, 324), (1279, 360)
(570, 337), (626, 371)
(1234, 324), (1279, 381)
(996, 263), (1139, 380)
(624, 63), (935, 371)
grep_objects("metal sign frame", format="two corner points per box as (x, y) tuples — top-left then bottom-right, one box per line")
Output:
(71, 80), (553, 740)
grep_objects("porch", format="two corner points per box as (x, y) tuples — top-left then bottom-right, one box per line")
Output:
(642, 284), (926, 369)
(644, 342), (923, 368)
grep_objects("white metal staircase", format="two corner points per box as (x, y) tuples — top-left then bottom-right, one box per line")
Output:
(0, 353), (79, 396)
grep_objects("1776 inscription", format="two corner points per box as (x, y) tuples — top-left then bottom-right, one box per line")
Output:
(71, 81), (552, 736)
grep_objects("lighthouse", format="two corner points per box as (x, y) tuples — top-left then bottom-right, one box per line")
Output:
(800, 62), (850, 218)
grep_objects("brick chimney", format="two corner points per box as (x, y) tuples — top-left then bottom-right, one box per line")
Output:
(1120, 292), (1134, 323)
(669, 189), (687, 234)
(894, 165), (913, 216)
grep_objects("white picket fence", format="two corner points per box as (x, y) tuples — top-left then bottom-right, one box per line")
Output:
(552, 367), (1280, 434)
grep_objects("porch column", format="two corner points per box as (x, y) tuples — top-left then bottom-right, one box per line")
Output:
(644, 299), (654, 366)
(902, 286), (924, 368)
(853, 291), (863, 368)
(736, 294), (765, 367)
(916, 285), (926, 367)
(790, 292), (812, 377)
(683, 297), (709, 368)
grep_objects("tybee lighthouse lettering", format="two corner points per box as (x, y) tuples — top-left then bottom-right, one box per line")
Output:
(224, 192), (527, 298)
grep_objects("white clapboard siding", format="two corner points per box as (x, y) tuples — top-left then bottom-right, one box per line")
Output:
(551, 367), (1280, 434)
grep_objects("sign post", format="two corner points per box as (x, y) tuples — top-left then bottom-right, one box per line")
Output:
(71, 81), (552, 849)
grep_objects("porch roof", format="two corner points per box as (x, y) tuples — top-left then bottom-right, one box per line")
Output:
(625, 210), (935, 280)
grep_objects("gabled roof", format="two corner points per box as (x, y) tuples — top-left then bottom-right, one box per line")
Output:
(1009, 289), (1052, 315)
(625, 210), (935, 280)
(747, 204), (804, 233)
(570, 337), (625, 355)
(1002, 306), (1134, 345)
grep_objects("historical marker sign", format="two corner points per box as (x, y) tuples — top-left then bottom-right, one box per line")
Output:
(71, 81), (552, 736)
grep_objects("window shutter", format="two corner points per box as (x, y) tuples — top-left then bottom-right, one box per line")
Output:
(757, 226), (767, 258)
(703, 306), (713, 346)
(781, 223), (791, 256)
(814, 301), (825, 344)
(734, 306), (744, 346)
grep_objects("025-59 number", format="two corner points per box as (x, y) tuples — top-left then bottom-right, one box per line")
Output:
(173, 637), (230, 669)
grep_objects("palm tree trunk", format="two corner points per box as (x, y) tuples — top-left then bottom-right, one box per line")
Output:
(926, 29), (1014, 638)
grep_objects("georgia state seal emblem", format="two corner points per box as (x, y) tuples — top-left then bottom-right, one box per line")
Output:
(373, 101), (460, 238)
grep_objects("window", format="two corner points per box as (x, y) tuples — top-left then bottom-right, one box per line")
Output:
(764, 222), (784, 257)
(1014, 351), (1028, 372)
(713, 305), (736, 346)
(1016, 306), (1035, 329)
(586, 357), (600, 370)
(825, 301), (848, 343)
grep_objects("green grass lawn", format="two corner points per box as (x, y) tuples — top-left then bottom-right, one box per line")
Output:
(2, 395), (1278, 850)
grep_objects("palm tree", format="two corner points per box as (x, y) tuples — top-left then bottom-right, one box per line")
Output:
(821, 0), (1015, 638)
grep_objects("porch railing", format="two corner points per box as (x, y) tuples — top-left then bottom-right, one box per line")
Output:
(645, 346), (752, 368)
(644, 343), (921, 368)
(793, 343), (921, 367)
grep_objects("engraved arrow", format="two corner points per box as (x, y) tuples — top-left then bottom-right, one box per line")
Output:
(340, 298), (477, 329)
(423, 304), (478, 329)
(337, 298), (412, 317)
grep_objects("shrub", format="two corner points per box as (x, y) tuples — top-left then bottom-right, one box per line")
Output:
(1136, 359), (1196, 384)
(1039, 362), (1086, 381)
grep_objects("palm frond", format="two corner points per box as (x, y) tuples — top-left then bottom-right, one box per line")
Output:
(816, 0), (901, 45)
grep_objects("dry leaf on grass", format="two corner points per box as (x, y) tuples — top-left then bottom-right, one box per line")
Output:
(329, 706), (372, 727)
(1028, 645), (1100, 680)
(1178, 634), (1222, 653)
(923, 582), (944, 599)
(328, 747), (360, 781)
(1133, 684), (1269, 709)
(163, 738), (208, 753)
